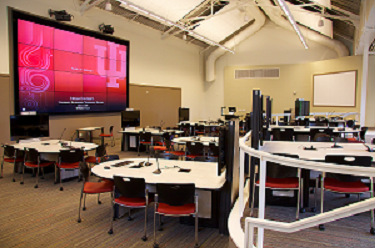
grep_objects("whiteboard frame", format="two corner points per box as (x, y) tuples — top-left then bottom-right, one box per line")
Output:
(312, 70), (357, 107)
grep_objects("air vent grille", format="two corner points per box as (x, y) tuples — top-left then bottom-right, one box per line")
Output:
(235, 68), (280, 79)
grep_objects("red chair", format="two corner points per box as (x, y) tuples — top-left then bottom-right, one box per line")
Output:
(317, 155), (374, 233)
(56, 149), (85, 191)
(21, 148), (54, 188)
(109, 176), (152, 241)
(85, 145), (107, 169)
(99, 126), (114, 147)
(77, 162), (114, 223)
(194, 124), (205, 136)
(154, 183), (199, 248)
(1, 145), (24, 182)
(250, 154), (304, 220)
(138, 132), (152, 156)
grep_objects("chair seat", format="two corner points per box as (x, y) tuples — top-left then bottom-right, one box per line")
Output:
(186, 154), (203, 159)
(324, 177), (369, 193)
(166, 151), (185, 156)
(57, 162), (80, 169)
(115, 195), (153, 207)
(156, 142), (165, 146)
(140, 141), (151, 145)
(4, 157), (24, 163)
(85, 156), (101, 164)
(256, 177), (299, 189)
(154, 146), (167, 151)
(157, 203), (195, 215)
(99, 134), (112, 137)
(25, 161), (54, 168)
(83, 181), (114, 194)
(195, 131), (204, 134)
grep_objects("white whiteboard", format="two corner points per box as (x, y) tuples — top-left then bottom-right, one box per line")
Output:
(313, 71), (356, 107)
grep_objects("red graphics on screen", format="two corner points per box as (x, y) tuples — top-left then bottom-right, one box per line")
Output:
(17, 19), (128, 113)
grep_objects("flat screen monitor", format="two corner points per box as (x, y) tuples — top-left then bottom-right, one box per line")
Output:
(179, 108), (189, 122)
(10, 114), (49, 141)
(228, 107), (236, 114)
(10, 10), (130, 115)
(121, 111), (140, 128)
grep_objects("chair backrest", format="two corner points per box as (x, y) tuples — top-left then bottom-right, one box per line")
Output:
(186, 141), (205, 155)
(208, 142), (219, 157)
(59, 149), (84, 163)
(113, 176), (145, 198)
(310, 128), (332, 141)
(79, 161), (90, 182)
(315, 135), (332, 142)
(272, 128), (294, 141)
(346, 120), (355, 128)
(109, 126), (114, 134)
(161, 132), (174, 150)
(325, 155), (372, 182)
(156, 183), (195, 206)
(95, 145), (107, 158)
(24, 147), (39, 163)
(3, 145), (16, 158)
(360, 127), (368, 140)
(197, 124), (205, 132)
(267, 153), (299, 178)
(158, 152), (179, 160)
(140, 132), (152, 142)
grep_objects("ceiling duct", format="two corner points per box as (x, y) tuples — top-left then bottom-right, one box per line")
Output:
(205, 4), (266, 82)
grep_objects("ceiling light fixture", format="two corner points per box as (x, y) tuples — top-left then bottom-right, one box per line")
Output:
(276, 0), (308, 49)
(116, 0), (235, 54)
(105, 0), (112, 11)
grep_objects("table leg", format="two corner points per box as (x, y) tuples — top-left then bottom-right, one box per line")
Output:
(100, 127), (104, 146)
(76, 130), (79, 141)
(302, 169), (310, 208)
(257, 159), (266, 248)
(89, 131), (93, 143)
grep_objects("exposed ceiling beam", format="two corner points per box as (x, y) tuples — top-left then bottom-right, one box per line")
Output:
(80, 0), (105, 15)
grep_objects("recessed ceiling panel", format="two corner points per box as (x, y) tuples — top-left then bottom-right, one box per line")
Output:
(193, 2), (254, 43)
(126, 0), (204, 22)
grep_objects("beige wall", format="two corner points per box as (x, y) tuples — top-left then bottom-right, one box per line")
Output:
(365, 57), (375, 126)
(224, 56), (362, 116)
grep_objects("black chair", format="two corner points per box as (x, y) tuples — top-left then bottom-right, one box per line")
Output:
(1, 145), (24, 181)
(194, 124), (205, 136)
(109, 176), (152, 241)
(85, 145), (107, 168)
(100, 126), (115, 147)
(57, 149), (85, 191)
(250, 154), (304, 220)
(208, 142), (219, 158)
(271, 128), (294, 141)
(309, 128), (332, 141)
(346, 120), (355, 128)
(360, 127), (368, 141)
(77, 162), (113, 223)
(185, 142), (205, 160)
(194, 156), (218, 162)
(182, 123), (190, 137)
(22, 148), (54, 188)
(315, 135), (332, 142)
(138, 132), (152, 156)
(154, 183), (198, 248)
(317, 155), (374, 233)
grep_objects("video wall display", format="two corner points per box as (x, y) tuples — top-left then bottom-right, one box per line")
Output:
(12, 11), (129, 114)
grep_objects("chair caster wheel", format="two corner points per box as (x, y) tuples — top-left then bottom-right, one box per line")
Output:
(60, 187), (63, 191)
(113, 217), (116, 221)
(83, 207), (86, 211)
(20, 182), (24, 185)
(141, 236), (147, 241)
(41, 177), (44, 179)
(77, 219), (81, 223)
(370, 227), (375, 235)
(128, 217), (133, 221)
(12, 179), (15, 182)
(108, 229), (113, 235)
(138, 154), (140, 156)
(319, 224), (325, 231)
(98, 201), (102, 204)
(195, 244), (200, 248)
(345, 194), (350, 198)
(299, 208), (305, 213)
(158, 228), (163, 231)
(311, 207), (316, 213)
(34, 185), (38, 188)
(54, 181), (58, 184)
(153, 243), (159, 248)
(310, 188), (315, 194)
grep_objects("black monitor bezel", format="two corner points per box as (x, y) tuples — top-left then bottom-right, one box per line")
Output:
(9, 8), (130, 115)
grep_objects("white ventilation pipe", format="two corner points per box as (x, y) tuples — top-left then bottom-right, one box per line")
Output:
(257, 0), (349, 57)
(205, 5), (266, 82)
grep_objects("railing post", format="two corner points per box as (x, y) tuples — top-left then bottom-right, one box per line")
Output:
(239, 148), (245, 216)
(257, 157), (267, 248)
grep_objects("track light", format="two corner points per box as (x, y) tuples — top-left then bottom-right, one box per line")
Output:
(48, 9), (73, 21)
(318, 19), (324, 27)
(99, 23), (114, 35)
(105, 1), (112, 11)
